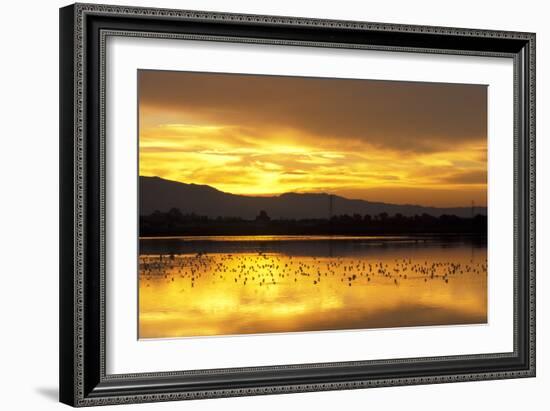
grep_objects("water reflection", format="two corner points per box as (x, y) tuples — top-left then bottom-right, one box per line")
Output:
(139, 236), (487, 338)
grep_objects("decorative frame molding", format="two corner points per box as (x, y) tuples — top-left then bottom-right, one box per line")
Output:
(60, 3), (535, 407)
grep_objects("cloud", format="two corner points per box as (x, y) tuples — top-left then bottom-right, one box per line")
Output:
(138, 70), (488, 207)
(439, 170), (487, 184)
(139, 70), (487, 154)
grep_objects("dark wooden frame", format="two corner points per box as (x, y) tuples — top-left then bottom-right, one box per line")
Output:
(60, 3), (536, 407)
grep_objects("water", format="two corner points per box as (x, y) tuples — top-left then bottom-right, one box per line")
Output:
(139, 235), (487, 339)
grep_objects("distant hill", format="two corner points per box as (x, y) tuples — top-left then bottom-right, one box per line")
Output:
(140, 176), (487, 219)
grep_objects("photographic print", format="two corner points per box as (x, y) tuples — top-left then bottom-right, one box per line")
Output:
(60, 6), (536, 404)
(138, 70), (488, 339)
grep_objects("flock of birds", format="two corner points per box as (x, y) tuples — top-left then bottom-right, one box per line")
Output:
(139, 252), (488, 291)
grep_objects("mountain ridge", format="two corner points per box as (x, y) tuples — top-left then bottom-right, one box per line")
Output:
(139, 176), (487, 219)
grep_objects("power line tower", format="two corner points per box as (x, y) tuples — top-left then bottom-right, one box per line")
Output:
(328, 194), (335, 253)
(470, 200), (475, 261)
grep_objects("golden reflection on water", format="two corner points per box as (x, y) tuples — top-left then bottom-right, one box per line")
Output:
(139, 239), (487, 339)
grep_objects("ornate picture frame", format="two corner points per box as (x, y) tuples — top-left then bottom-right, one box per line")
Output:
(59, 3), (535, 407)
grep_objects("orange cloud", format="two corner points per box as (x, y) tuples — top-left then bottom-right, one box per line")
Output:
(139, 70), (487, 207)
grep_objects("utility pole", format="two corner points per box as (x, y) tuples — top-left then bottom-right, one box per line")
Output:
(328, 194), (334, 255)
(471, 200), (475, 262)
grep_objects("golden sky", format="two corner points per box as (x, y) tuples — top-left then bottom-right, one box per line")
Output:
(138, 70), (487, 207)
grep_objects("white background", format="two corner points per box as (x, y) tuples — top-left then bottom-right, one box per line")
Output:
(107, 37), (514, 374)
(0, 0), (546, 410)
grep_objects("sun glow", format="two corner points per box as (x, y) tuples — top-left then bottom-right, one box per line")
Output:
(139, 70), (487, 207)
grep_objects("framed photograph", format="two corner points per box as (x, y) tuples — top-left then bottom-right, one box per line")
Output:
(59, 3), (536, 407)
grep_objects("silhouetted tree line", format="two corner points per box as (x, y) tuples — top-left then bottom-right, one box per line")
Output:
(140, 208), (487, 237)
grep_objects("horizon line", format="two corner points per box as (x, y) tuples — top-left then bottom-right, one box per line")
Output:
(140, 175), (488, 210)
